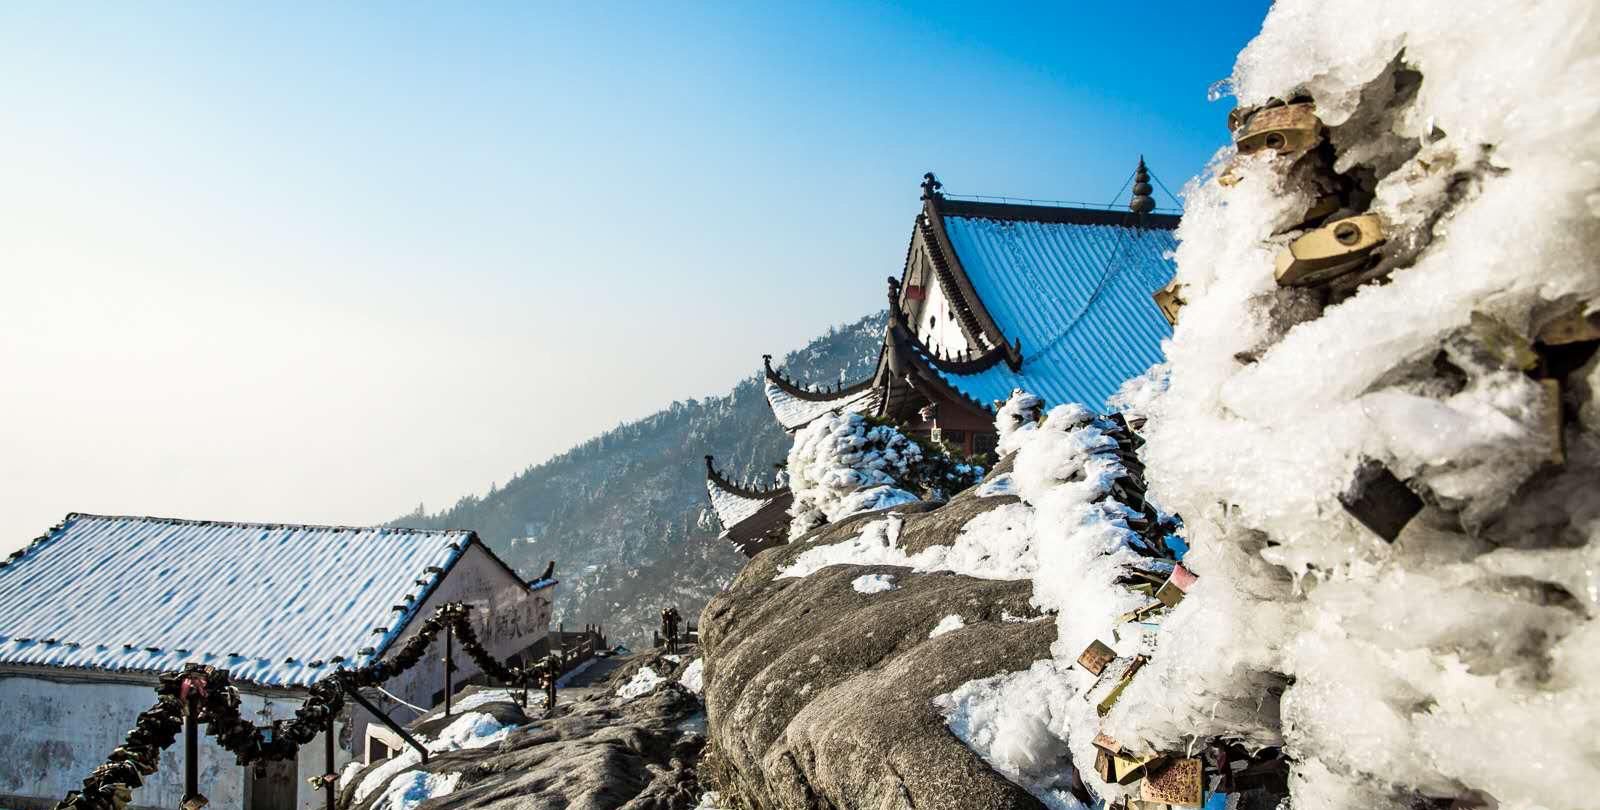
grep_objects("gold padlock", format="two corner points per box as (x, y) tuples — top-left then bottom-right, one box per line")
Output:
(1087, 655), (1147, 716)
(1077, 640), (1117, 676)
(1140, 758), (1204, 807)
(1274, 214), (1385, 287)
(1153, 280), (1186, 326)
(1113, 752), (1165, 785)
(1234, 103), (1322, 156)
(1095, 748), (1117, 782)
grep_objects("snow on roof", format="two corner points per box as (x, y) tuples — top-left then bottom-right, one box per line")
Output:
(937, 216), (1177, 410)
(705, 478), (782, 530)
(0, 513), (531, 687)
(763, 378), (881, 432)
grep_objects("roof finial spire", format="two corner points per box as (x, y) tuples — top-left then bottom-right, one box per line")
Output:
(1129, 156), (1156, 218)
(921, 172), (943, 201)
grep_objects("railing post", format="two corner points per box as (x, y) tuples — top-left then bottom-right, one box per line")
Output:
(323, 715), (336, 810)
(179, 672), (206, 810)
(444, 623), (453, 717)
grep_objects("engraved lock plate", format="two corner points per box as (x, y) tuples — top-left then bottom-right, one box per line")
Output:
(1234, 103), (1322, 155)
(1274, 214), (1385, 287)
(1141, 758), (1204, 807)
(1088, 655), (1146, 716)
(1113, 752), (1164, 785)
(1077, 640), (1117, 676)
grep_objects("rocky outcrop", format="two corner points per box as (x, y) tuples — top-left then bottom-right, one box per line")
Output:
(699, 482), (1057, 810)
(342, 651), (707, 810)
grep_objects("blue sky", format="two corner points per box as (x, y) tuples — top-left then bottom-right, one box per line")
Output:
(0, 2), (1272, 549)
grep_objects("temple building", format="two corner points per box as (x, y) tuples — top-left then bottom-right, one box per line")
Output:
(706, 161), (1181, 553)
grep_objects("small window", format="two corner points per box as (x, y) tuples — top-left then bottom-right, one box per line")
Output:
(928, 315), (937, 329)
(368, 738), (391, 763)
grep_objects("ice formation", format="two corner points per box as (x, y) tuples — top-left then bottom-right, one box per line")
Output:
(928, 1), (1600, 808)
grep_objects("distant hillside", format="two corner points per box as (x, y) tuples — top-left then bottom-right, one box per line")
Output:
(401, 311), (884, 645)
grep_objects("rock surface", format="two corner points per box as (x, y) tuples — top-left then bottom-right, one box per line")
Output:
(341, 650), (708, 810)
(699, 484), (1056, 810)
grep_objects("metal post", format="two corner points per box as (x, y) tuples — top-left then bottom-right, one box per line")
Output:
(444, 623), (453, 717)
(323, 715), (336, 810)
(183, 690), (199, 808)
(342, 683), (428, 762)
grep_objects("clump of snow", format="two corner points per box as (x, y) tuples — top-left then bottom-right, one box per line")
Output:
(678, 658), (705, 694)
(927, 614), (965, 638)
(777, 502), (1038, 582)
(995, 389), (1045, 454)
(851, 573), (898, 594)
(693, 791), (729, 810)
(616, 666), (666, 700)
(934, 661), (1086, 810)
(786, 412), (922, 538)
(444, 688), (520, 714)
(354, 712), (516, 803)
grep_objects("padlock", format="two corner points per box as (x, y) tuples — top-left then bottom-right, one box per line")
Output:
(1113, 752), (1164, 785)
(1233, 102), (1322, 156)
(1094, 748), (1117, 782)
(1538, 302), (1600, 346)
(1153, 280), (1186, 326)
(1116, 601), (1167, 625)
(1093, 731), (1123, 755)
(1077, 640), (1117, 676)
(1087, 655), (1147, 716)
(1274, 214), (1385, 287)
(1155, 564), (1197, 608)
(178, 793), (208, 810)
(1338, 459), (1423, 543)
(1141, 757), (1204, 807)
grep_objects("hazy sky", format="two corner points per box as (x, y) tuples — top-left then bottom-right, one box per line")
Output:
(0, 2), (1270, 552)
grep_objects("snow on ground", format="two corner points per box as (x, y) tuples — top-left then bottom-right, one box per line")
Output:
(616, 666), (665, 700)
(974, 472), (1017, 498)
(354, 712), (517, 803)
(850, 573), (898, 594)
(692, 791), (730, 810)
(370, 771), (462, 810)
(555, 657), (598, 688)
(927, 614), (965, 638)
(933, 660), (1086, 810)
(778, 502), (1038, 581)
(678, 658), (705, 694)
(445, 688), (520, 714)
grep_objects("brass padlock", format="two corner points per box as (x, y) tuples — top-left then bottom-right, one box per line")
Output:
(1233, 102), (1322, 156)
(1153, 280), (1186, 326)
(1087, 655), (1146, 716)
(1094, 748), (1117, 782)
(1093, 731), (1123, 755)
(178, 793), (208, 810)
(1141, 757), (1204, 807)
(1113, 751), (1164, 785)
(1274, 214), (1385, 287)
(1155, 564), (1197, 608)
(1077, 640), (1116, 676)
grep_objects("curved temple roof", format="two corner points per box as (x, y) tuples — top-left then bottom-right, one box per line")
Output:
(704, 456), (793, 557)
(0, 513), (550, 687)
(932, 213), (1177, 409)
(762, 355), (881, 432)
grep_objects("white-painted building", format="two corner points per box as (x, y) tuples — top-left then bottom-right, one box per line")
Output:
(0, 513), (555, 810)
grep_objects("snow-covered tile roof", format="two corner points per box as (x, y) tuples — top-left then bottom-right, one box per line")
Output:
(937, 216), (1177, 410)
(705, 479), (781, 529)
(763, 379), (881, 432)
(0, 513), (529, 687)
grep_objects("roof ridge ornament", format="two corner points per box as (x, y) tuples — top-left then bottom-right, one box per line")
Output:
(921, 172), (944, 201)
(1129, 157), (1156, 220)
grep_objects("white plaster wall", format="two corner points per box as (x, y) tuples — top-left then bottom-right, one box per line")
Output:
(914, 273), (972, 358)
(348, 544), (551, 757)
(0, 674), (351, 810)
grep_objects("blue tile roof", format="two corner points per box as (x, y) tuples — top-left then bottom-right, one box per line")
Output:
(0, 514), (542, 686)
(937, 215), (1177, 409)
